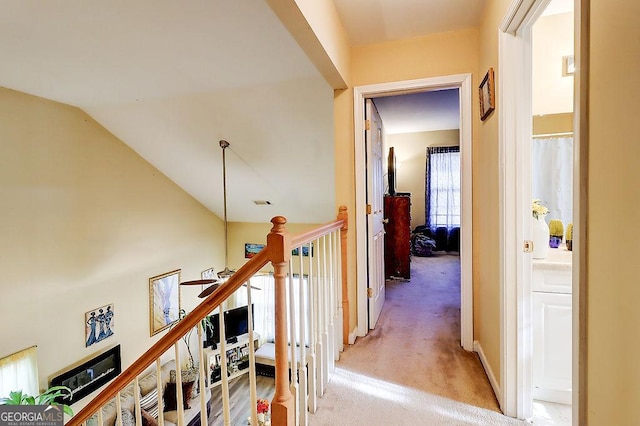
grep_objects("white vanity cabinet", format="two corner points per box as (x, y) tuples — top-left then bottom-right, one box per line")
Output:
(532, 247), (572, 405)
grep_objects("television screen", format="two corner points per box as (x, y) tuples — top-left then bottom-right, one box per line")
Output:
(224, 304), (254, 341)
(388, 147), (397, 195)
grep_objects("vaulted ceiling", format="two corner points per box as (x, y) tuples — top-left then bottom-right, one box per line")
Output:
(0, 0), (495, 223)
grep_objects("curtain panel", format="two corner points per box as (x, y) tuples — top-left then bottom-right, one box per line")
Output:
(425, 146), (461, 229)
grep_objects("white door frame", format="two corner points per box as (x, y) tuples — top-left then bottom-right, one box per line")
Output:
(498, 0), (581, 420)
(353, 74), (474, 351)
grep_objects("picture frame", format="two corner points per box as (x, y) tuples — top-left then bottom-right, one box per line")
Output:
(292, 243), (313, 257)
(85, 303), (115, 347)
(479, 67), (495, 121)
(245, 243), (265, 259)
(149, 269), (181, 336)
(562, 55), (575, 76)
(201, 267), (216, 280)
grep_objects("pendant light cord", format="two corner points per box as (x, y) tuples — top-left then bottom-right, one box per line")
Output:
(220, 140), (230, 272)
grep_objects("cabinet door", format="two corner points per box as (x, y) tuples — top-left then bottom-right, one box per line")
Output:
(533, 292), (572, 404)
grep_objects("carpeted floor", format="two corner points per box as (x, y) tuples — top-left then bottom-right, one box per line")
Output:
(309, 254), (525, 425)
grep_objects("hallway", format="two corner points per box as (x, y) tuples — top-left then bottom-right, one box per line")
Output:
(309, 255), (523, 425)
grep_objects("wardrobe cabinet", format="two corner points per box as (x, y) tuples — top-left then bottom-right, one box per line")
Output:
(383, 194), (411, 279)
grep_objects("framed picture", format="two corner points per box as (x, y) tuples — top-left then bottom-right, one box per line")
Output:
(85, 303), (114, 347)
(201, 267), (216, 280)
(245, 243), (265, 259)
(292, 243), (313, 257)
(479, 67), (495, 121)
(149, 269), (181, 336)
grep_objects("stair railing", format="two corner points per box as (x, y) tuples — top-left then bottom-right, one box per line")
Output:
(67, 207), (347, 426)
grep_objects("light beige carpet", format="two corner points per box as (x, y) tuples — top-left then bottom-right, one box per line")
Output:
(309, 254), (525, 425)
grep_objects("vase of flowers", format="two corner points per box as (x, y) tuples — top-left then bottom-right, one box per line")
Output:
(532, 199), (549, 259)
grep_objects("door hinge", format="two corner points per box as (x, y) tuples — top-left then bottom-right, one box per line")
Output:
(366, 204), (372, 214)
(365, 119), (371, 131)
(523, 240), (534, 253)
(367, 288), (373, 298)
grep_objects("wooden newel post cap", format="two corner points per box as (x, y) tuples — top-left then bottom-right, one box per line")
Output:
(268, 216), (290, 264)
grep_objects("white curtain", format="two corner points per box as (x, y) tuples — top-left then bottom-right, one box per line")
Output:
(531, 136), (573, 227)
(244, 273), (310, 346)
(426, 147), (460, 229)
(0, 346), (39, 398)
(235, 275), (275, 343)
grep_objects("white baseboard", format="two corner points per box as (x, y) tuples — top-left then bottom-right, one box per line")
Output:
(474, 340), (502, 404)
(348, 326), (358, 345)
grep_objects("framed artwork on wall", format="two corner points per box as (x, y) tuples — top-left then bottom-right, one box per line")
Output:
(201, 267), (216, 280)
(85, 303), (114, 347)
(149, 269), (181, 336)
(245, 243), (265, 259)
(479, 67), (495, 121)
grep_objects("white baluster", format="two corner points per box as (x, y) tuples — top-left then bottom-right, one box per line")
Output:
(247, 280), (258, 426)
(298, 251), (309, 426)
(307, 241), (318, 411)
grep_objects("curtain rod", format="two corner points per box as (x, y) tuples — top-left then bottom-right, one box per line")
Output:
(532, 131), (574, 139)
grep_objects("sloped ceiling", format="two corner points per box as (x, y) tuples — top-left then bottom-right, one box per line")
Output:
(0, 0), (334, 223)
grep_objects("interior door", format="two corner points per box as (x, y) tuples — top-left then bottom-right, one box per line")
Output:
(365, 99), (386, 329)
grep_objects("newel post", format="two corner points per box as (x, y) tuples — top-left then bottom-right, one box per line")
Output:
(267, 216), (294, 426)
(338, 206), (349, 345)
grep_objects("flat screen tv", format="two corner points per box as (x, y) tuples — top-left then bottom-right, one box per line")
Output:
(388, 146), (397, 195)
(224, 304), (254, 341)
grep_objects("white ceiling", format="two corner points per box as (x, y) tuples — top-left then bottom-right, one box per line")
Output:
(332, 0), (487, 46)
(373, 89), (460, 134)
(1, 0), (483, 223)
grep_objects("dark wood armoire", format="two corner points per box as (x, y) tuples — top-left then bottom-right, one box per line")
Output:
(383, 194), (411, 279)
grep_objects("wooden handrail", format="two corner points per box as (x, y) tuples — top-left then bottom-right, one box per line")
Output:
(68, 249), (271, 425)
(290, 218), (345, 248)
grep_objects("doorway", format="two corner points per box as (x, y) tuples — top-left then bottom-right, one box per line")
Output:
(499, 0), (579, 421)
(353, 74), (474, 351)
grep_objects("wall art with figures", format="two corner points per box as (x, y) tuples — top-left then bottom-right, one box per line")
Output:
(85, 303), (115, 347)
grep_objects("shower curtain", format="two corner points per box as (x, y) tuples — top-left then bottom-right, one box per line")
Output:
(531, 136), (573, 228)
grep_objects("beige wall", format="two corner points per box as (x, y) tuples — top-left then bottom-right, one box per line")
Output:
(533, 112), (573, 135)
(387, 130), (460, 230)
(532, 12), (574, 115)
(585, 0), (640, 423)
(0, 88), (225, 407)
(475, 0), (512, 388)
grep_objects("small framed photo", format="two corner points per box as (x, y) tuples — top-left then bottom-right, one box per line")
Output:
(479, 67), (495, 121)
(201, 267), (216, 280)
(562, 55), (575, 76)
(245, 243), (265, 259)
(149, 269), (181, 336)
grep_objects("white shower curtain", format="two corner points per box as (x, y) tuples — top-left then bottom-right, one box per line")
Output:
(531, 136), (573, 227)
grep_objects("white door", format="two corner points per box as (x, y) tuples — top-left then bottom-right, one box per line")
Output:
(365, 99), (386, 329)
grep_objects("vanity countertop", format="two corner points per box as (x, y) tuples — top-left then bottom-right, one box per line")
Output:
(533, 245), (572, 271)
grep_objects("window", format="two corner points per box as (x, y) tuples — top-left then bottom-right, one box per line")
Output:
(0, 346), (39, 398)
(426, 146), (460, 229)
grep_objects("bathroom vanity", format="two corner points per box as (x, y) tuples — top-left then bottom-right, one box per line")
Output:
(532, 246), (572, 405)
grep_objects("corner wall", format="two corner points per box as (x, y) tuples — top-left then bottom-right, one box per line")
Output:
(0, 88), (224, 407)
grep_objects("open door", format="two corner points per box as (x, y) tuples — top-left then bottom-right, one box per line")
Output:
(365, 99), (386, 329)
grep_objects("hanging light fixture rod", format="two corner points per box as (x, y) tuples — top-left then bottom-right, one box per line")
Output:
(218, 140), (232, 280)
